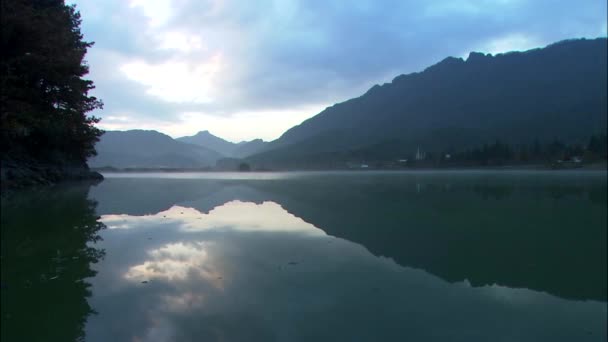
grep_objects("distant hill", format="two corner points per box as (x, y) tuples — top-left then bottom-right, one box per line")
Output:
(177, 130), (267, 158)
(176, 130), (236, 156)
(89, 130), (222, 169)
(233, 139), (268, 158)
(249, 38), (607, 168)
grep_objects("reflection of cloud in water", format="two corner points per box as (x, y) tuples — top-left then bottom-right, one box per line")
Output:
(161, 291), (206, 312)
(124, 242), (223, 288)
(101, 200), (325, 236)
(86, 200), (607, 342)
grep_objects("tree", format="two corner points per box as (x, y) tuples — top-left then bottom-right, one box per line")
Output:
(587, 133), (608, 159)
(517, 144), (530, 162)
(238, 162), (251, 172)
(532, 139), (542, 159)
(1, 0), (103, 164)
(547, 139), (566, 159)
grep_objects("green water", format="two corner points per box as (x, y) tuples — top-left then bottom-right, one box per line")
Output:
(1, 171), (606, 341)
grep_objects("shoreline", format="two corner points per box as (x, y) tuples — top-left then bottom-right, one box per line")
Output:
(1, 160), (103, 195)
(92, 162), (607, 173)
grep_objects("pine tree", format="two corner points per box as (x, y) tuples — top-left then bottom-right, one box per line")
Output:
(1, 0), (103, 164)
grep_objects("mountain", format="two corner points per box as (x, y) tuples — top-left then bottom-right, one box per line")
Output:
(248, 38), (607, 168)
(177, 130), (268, 158)
(89, 130), (222, 169)
(176, 130), (236, 156)
(233, 139), (268, 158)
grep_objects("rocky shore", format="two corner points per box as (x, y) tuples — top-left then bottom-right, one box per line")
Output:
(1, 159), (103, 194)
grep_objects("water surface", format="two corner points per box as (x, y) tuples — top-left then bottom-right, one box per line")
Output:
(2, 171), (606, 341)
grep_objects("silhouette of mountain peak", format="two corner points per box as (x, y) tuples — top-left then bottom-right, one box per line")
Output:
(467, 51), (492, 63)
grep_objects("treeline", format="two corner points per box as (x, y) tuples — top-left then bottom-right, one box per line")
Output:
(436, 133), (607, 166)
(1, 0), (102, 166)
(335, 133), (608, 170)
(249, 133), (608, 170)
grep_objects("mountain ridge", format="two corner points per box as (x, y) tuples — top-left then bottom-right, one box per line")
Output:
(177, 131), (268, 158)
(90, 38), (607, 170)
(248, 37), (607, 168)
(89, 130), (223, 169)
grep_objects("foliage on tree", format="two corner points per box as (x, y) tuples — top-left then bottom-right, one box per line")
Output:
(434, 134), (607, 167)
(1, 0), (103, 164)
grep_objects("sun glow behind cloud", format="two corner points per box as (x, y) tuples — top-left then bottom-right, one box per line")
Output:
(96, 103), (326, 141)
(120, 54), (223, 103)
(482, 33), (543, 55)
(172, 105), (327, 141)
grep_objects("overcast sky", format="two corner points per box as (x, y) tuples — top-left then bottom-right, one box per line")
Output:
(70, 0), (607, 142)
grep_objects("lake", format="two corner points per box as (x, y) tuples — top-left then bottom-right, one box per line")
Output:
(1, 171), (606, 341)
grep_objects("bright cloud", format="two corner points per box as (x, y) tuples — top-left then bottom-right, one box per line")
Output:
(156, 31), (205, 52)
(129, 0), (174, 27)
(124, 241), (223, 284)
(121, 54), (223, 103)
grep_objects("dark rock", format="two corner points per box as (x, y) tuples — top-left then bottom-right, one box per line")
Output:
(1, 159), (104, 194)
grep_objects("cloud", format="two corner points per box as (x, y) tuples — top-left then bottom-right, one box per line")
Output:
(120, 54), (223, 103)
(72, 0), (608, 141)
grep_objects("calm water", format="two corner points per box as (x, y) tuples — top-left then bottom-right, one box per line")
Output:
(1, 171), (606, 341)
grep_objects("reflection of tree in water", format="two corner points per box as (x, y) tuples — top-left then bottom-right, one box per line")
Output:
(1, 184), (106, 342)
(589, 186), (608, 205)
(472, 183), (607, 202)
(546, 185), (586, 200)
(471, 184), (514, 200)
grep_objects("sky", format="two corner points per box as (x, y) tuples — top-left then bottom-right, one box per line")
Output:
(70, 0), (607, 142)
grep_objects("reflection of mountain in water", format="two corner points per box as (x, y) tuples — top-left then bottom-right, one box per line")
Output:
(1, 184), (106, 342)
(253, 176), (607, 302)
(90, 173), (607, 301)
